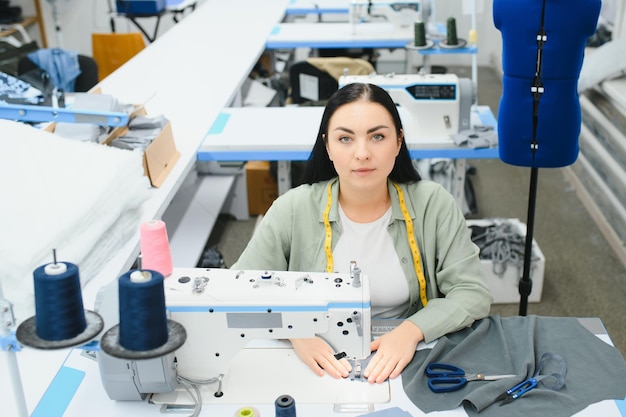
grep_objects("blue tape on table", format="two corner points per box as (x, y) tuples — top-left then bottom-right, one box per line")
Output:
(31, 366), (85, 417)
(616, 396), (626, 417)
(207, 112), (231, 135)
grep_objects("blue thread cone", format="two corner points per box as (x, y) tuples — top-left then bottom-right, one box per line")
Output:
(275, 395), (296, 417)
(33, 262), (86, 341)
(118, 269), (169, 351)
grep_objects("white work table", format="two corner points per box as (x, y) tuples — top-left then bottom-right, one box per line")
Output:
(6, 318), (625, 417)
(197, 105), (498, 161)
(0, 0), (289, 416)
(197, 104), (498, 204)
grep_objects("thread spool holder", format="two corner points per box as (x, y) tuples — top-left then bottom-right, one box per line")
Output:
(16, 310), (104, 350)
(2, 254), (105, 417)
(100, 319), (186, 360)
(405, 0), (478, 105)
(0, 282), (31, 417)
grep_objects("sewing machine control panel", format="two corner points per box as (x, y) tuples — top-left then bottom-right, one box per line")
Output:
(340, 73), (461, 99)
(406, 83), (456, 100)
(164, 268), (369, 306)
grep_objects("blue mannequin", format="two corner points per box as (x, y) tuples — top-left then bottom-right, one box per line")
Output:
(493, 0), (601, 168)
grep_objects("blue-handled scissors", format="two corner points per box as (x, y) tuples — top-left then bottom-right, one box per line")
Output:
(426, 362), (517, 393)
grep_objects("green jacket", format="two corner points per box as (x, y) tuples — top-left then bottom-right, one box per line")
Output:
(232, 179), (492, 343)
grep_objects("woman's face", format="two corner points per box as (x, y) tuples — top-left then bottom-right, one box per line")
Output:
(325, 100), (401, 191)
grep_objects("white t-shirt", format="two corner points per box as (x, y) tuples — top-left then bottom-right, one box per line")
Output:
(333, 204), (409, 318)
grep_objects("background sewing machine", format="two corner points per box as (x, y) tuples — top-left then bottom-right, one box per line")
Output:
(340, 73), (474, 142)
(349, 1), (424, 28)
(96, 267), (390, 408)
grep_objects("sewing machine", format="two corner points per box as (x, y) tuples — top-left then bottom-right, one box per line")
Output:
(339, 73), (474, 141)
(350, 1), (425, 28)
(96, 267), (374, 402)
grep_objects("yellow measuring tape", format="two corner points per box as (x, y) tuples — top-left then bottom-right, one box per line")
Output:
(323, 180), (335, 273)
(322, 180), (428, 307)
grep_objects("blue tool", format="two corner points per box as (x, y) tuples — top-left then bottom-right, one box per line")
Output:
(495, 376), (542, 404)
(496, 352), (567, 405)
(426, 362), (516, 393)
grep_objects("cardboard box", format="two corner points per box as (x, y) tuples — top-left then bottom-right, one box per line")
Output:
(467, 218), (545, 303)
(46, 101), (180, 188)
(245, 161), (278, 215)
(102, 105), (180, 188)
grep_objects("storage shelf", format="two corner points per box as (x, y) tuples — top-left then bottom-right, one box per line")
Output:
(0, 0), (48, 48)
(0, 16), (37, 38)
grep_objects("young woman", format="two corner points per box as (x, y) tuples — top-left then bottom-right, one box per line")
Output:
(232, 82), (492, 383)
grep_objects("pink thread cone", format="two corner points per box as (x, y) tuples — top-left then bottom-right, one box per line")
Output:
(140, 220), (173, 276)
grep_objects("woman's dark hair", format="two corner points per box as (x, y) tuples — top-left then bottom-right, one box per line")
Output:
(298, 82), (421, 185)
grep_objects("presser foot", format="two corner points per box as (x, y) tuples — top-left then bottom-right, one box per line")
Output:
(347, 355), (375, 382)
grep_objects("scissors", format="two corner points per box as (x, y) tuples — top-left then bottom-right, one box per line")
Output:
(426, 362), (516, 393)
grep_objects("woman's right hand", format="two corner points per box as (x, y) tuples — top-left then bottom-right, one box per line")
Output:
(290, 337), (352, 378)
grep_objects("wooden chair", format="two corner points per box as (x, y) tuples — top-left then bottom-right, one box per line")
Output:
(91, 32), (146, 81)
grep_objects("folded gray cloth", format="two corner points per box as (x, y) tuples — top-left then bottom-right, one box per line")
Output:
(129, 114), (168, 129)
(401, 315), (626, 417)
(452, 126), (498, 148)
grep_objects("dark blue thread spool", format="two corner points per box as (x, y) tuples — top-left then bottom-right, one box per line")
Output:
(34, 262), (86, 341)
(118, 269), (169, 351)
(275, 394), (296, 417)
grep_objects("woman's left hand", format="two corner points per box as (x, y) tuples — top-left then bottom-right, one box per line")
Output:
(363, 320), (424, 384)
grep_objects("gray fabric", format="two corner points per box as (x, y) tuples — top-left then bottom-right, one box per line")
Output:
(452, 127), (498, 149)
(401, 315), (626, 417)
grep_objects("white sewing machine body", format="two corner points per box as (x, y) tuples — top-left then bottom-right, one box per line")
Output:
(97, 267), (373, 401)
(166, 268), (372, 381)
(350, 1), (424, 27)
(339, 73), (474, 142)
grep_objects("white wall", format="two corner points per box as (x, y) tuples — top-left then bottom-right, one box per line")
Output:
(13, 0), (206, 55)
